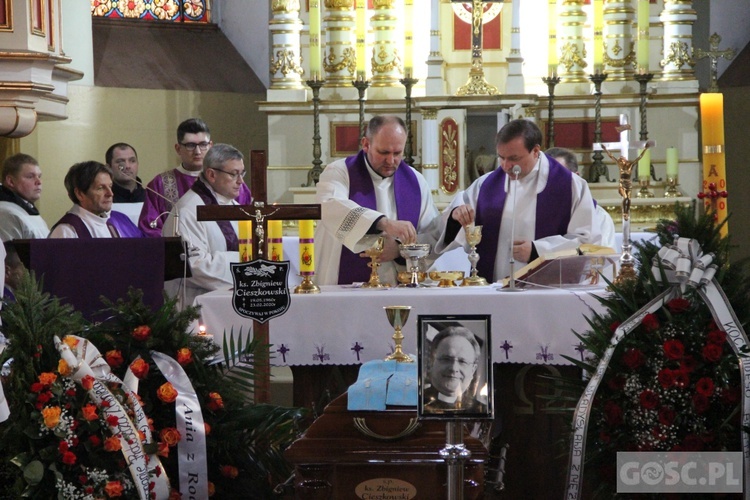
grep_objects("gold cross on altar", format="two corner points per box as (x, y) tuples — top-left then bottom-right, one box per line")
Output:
(694, 33), (736, 93)
(197, 150), (321, 403)
(455, 0), (499, 96)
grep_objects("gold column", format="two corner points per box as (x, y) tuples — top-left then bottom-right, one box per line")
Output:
(370, 0), (400, 87)
(269, 0), (305, 89)
(559, 0), (588, 83)
(323, 0), (356, 86)
(602, 0), (636, 80)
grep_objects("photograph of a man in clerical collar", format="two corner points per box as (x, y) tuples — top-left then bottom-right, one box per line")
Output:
(418, 316), (493, 419)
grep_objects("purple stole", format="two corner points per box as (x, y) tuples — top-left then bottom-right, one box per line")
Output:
(109, 211), (144, 238)
(475, 155), (572, 280)
(190, 178), (239, 252)
(52, 212), (120, 238)
(337, 150), (421, 284)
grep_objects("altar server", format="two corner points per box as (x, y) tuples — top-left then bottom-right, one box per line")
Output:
(438, 119), (601, 282)
(315, 115), (441, 286)
(0, 154), (49, 241)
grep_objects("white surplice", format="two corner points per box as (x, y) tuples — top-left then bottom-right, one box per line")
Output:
(49, 205), (117, 238)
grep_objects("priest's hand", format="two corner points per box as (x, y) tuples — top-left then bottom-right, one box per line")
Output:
(378, 235), (402, 262)
(451, 204), (475, 226)
(513, 240), (532, 263)
(376, 218), (417, 244)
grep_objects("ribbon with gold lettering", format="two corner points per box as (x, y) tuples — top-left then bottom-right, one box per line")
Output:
(565, 238), (750, 498)
(151, 351), (209, 499)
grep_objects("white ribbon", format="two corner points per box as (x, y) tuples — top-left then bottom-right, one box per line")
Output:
(151, 351), (209, 500)
(54, 336), (171, 500)
(566, 238), (750, 499)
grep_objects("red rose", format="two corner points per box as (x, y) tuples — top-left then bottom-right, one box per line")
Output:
(702, 343), (723, 363)
(132, 325), (152, 342)
(62, 451), (77, 465)
(622, 348), (646, 370)
(667, 298), (691, 314)
(642, 313), (660, 332)
(657, 368), (675, 389)
(129, 358), (150, 379)
(107, 415), (120, 427)
(692, 393), (710, 414)
(176, 348), (193, 366)
(37, 391), (52, 404)
(663, 339), (685, 360)
(639, 389), (659, 409)
(105, 350), (124, 369)
(707, 330), (726, 345)
(81, 375), (95, 390)
(88, 435), (101, 447)
(658, 406), (676, 426)
(207, 392), (224, 411)
(603, 400), (623, 426)
(609, 321), (621, 333)
(220, 465), (239, 479)
(695, 377), (715, 397)
(30, 382), (44, 393)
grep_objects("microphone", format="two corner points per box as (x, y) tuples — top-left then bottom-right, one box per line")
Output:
(511, 165), (522, 178)
(501, 164), (525, 293)
(118, 165), (180, 236)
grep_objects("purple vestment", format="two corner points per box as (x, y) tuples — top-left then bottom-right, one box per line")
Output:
(337, 150), (421, 284)
(138, 168), (252, 237)
(50, 211), (143, 238)
(190, 178), (239, 251)
(475, 155), (573, 280)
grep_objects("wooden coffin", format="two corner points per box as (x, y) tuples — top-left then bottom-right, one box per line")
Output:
(285, 392), (488, 499)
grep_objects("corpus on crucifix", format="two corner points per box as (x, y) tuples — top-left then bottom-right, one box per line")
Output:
(455, 0), (499, 96)
(197, 150), (321, 402)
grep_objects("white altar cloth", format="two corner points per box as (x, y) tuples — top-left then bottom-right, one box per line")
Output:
(194, 285), (608, 367)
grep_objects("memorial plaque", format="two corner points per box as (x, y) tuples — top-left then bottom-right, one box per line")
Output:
(231, 260), (290, 324)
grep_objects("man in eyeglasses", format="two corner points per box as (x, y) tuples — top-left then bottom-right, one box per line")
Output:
(138, 118), (252, 237)
(162, 144), (247, 308)
(424, 325), (487, 414)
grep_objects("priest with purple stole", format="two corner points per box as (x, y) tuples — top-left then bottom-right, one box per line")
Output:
(436, 119), (601, 283)
(316, 115), (441, 286)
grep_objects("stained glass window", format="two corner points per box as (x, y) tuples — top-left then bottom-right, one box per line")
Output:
(91, 0), (211, 23)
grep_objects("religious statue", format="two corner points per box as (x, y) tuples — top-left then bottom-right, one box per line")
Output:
(600, 144), (650, 220)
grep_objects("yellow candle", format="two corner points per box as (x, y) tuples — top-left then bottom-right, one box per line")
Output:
(356, 0), (367, 79)
(268, 220), (283, 262)
(309, 0), (321, 79)
(637, 0), (649, 72)
(299, 220), (315, 274)
(637, 148), (650, 182)
(699, 93), (728, 237)
(548, 0), (557, 76)
(593, 0), (603, 72)
(665, 147), (678, 179)
(403, 0), (413, 77)
(239, 221), (253, 262)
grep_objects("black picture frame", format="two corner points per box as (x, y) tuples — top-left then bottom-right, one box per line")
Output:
(417, 314), (493, 420)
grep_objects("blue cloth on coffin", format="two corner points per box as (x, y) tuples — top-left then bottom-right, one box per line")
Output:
(347, 359), (418, 411)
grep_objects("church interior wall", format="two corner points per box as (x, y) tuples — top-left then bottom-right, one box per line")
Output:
(722, 86), (750, 263)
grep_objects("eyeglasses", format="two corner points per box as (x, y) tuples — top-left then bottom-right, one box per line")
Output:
(209, 167), (245, 181)
(180, 141), (211, 152)
(436, 356), (476, 369)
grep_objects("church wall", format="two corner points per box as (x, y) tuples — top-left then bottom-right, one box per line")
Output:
(20, 85), (267, 226)
(722, 86), (750, 263)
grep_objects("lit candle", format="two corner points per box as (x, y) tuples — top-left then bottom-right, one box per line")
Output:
(268, 220), (283, 262)
(299, 220), (315, 275)
(665, 147), (678, 179)
(403, 0), (413, 77)
(637, 0), (649, 72)
(548, 0), (557, 76)
(239, 221), (253, 262)
(356, 0), (367, 80)
(699, 93), (728, 237)
(593, 0), (603, 73)
(309, 0), (321, 79)
(637, 148), (650, 182)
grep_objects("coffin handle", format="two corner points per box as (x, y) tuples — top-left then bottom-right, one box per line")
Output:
(353, 417), (421, 441)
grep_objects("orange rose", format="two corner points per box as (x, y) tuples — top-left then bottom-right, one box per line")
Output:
(208, 481), (215, 496)
(157, 382), (178, 404)
(81, 375), (95, 390)
(38, 372), (57, 387)
(41, 406), (62, 429)
(57, 359), (72, 377)
(132, 325), (152, 342)
(129, 358), (150, 379)
(204, 423), (211, 436)
(63, 336), (79, 349)
(104, 480), (124, 498)
(160, 427), (182, 447)
(220, 465), (239, 479)
(105, 350), (124, 369)
(176, 348), (193, 366)
(207, 392), (224, 411)
(157, 440), (170, 457)
(82, 404), (98, 421)
(103, 436), (122, 452)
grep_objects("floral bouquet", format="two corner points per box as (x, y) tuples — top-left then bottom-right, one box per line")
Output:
(0, 278), (305, 499)
(557, 205), (750, 498)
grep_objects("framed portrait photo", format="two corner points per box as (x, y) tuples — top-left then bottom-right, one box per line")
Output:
(417, 314), (493, 420)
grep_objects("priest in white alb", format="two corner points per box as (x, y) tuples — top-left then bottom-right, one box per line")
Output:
(315, 115), (442, 286)
(436, 119), (602, 282)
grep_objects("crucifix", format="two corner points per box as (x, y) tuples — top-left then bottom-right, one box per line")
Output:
(455, 0), (499, 96)
(694, 33), (736, 93)
(197, 150), (321, 403)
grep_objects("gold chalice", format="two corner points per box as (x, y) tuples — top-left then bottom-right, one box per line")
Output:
(399, 243), (431, 288)
(462, 224), (488, 286)
(397, 271), (426, 286)
(362, 237), (390, 288)
(384, 305), (413, 363)
(428, 271), (465, 288)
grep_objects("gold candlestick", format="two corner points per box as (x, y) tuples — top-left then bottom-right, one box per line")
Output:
(384, 306), (413, 363)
